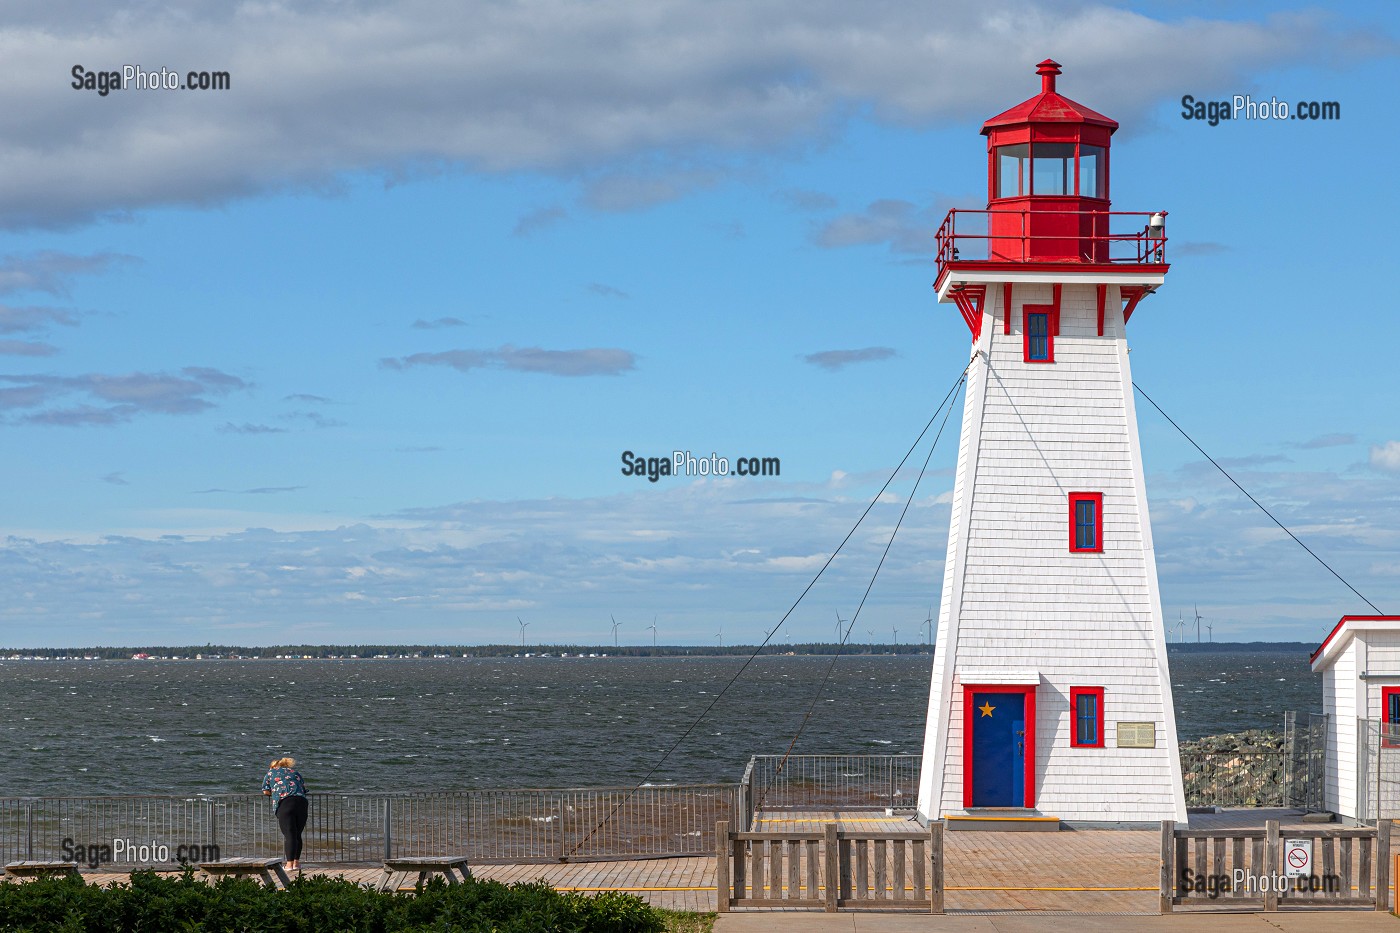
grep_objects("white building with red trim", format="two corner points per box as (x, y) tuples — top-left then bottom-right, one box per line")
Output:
(915, 61), (1187, 827)
(1309, 615), (1400, 822)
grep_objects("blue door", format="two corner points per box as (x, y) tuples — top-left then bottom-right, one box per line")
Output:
(970, 692), (1026, 807)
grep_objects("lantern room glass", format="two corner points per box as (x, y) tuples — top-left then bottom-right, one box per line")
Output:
(1078, 145), (1105, 198)
(994, 142), (1107, 199)
(995, 144), (1029, 198)
(1031, 143), (1075, 196)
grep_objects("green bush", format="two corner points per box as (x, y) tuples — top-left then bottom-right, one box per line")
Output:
(0, 870), (666, 933)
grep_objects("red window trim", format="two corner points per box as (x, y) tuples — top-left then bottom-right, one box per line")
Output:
(1068, 491), (1104, 553)
(1022, 304), (1057, 363)
(1069, 686), (1105, 748)
(961, 683), (1037, 810)
(1383, 687), (1400, 748)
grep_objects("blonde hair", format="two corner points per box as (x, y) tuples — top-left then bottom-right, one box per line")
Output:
(270, 757), (296, 769)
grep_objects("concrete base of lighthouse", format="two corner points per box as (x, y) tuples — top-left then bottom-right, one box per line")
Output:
(944, 810), (1061, 832)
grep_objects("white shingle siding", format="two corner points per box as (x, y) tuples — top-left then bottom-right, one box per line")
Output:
(1312, 628), (1400, 821)
(918, 282), (1187, 823)
(1322, 641), (1358, 819)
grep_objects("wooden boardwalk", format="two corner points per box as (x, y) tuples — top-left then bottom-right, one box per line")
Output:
(66, 809), (1387, 915)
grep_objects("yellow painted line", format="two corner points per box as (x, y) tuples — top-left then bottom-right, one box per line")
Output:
(755, 817), (914, 823)
(948, 886), (1156, 892)
(708, 885), (1155, 894)
(945, 816), (1059, 822)
(555, 886), (715, 892)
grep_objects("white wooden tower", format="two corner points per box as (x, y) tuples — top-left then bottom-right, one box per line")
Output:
(916, 61), (1187, 826)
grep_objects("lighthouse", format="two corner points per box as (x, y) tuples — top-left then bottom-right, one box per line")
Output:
(917, 61), (1186, 826)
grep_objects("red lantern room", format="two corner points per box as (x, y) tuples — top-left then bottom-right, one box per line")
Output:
(934, 60), (1169, 339)
(983, 59), (1116, 262)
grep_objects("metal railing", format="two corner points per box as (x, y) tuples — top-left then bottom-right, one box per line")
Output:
(0, 784), (739, 867)
(738, 757), (757, 831)
(1179, 751), (1288, 808)
(745, 755), (920, 814)
(1356, 718), (1400, 823)
(1283, 711), (1329, 811)
(934, 208), (1168, 271)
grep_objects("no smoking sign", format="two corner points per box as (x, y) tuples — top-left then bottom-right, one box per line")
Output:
(1284, 838), (1313, 878)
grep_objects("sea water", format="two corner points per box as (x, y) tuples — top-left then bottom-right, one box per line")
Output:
(0, 649), (1318, 796)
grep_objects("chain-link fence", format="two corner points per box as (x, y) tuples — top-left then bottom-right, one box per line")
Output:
(1357, 718), (1400, 823)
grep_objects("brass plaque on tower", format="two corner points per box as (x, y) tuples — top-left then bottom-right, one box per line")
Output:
(1117, 722), (1156, 748)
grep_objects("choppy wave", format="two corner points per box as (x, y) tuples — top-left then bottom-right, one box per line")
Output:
(0, 651), (1317, 796)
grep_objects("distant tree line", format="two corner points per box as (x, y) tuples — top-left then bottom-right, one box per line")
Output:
(1, 642), (938, 659)
(0, 640), (1311, 660)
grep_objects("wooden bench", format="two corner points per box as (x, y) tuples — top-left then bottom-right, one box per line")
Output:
(377, 856), (472, 893)
(4, 861), (80, 881)
(199, 857), (292, 889)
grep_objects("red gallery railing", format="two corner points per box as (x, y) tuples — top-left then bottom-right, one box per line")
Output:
(934, 209), (1169, 276)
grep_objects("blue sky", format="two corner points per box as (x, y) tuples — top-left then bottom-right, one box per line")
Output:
(0, 1), (1396, 647)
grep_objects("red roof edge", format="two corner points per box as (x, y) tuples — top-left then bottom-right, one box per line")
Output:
(1310, 615), (1400, 664)
(980, 61), (1118, 135)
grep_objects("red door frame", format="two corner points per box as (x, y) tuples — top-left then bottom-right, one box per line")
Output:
(962, 683), (1037, 809)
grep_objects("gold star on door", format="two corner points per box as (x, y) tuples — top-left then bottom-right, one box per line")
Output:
(978, 700), (996, 717)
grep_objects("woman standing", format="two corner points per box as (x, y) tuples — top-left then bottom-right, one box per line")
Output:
(261, 756), (309, 873)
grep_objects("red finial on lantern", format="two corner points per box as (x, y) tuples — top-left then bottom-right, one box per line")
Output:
(1037, 59), (1061, 94)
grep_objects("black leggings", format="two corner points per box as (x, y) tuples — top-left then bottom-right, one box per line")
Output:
(276, 795), (309, 862)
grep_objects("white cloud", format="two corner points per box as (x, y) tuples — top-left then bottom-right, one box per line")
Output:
(3, 445), (1397, 644)
(2, 2), (1376, 228)
(814, 199), (945, 254)
(0, 367), (250, 425)
(0, 475), (954, 644)
(1371, 441), (1400, 472)
(803, 347), (897, 370)
(382, 345), (637, 377)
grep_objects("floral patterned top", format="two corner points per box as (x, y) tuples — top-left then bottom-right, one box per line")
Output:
(261, 766), (307, 810)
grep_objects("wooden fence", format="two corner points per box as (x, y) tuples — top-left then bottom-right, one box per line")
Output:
(1162, 819), (1391, 912)
(715, 820), (943, 913)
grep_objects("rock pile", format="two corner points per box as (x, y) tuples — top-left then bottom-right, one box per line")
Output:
(1179, 729), (1289, 808)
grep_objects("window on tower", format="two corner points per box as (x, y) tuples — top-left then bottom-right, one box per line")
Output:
(1068, 492), (1103, 553)
(1024, 310), (1053, 362)
(1070, 687), (1105, 747)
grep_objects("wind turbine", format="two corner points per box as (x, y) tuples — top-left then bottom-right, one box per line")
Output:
(1194, 604), (1203, 644)
(922, 606), (933, 648)
(716, 623), (723, 647)
(647, 616), (657, 648)
(610, 615), (621, 647)
(892, 624), (898, 646)
(517, 617), (530, 648)
(866, 628), (876, 651)
(1206, 621), (1213, 643)
(835, 611), (847, 645)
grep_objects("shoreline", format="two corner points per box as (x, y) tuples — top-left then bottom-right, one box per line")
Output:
(0, 641), (1313, 661)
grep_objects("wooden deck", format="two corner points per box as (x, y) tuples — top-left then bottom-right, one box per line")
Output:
(67, 809), (1390, 915)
